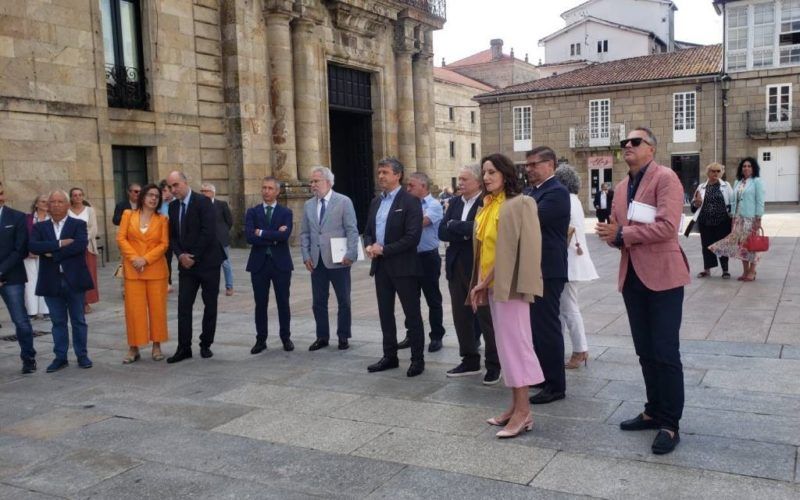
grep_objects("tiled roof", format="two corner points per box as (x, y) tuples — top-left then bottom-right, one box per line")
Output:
(476, 45), (722, 99)
(433, 67), (494, 91)
(446, 49), (513, 67)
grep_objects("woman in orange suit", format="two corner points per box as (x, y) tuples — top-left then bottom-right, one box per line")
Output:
(117, 183), (170, 363)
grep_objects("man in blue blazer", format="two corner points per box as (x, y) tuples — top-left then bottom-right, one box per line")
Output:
(0, 183), (37, 373)
(29, 190), (95, 373)
(524, 146), (571, 404)
(246, 176), (294, 353)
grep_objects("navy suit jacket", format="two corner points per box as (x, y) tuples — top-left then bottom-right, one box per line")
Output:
(0, 206), (29, 285)
(363, 188), (423, 278)
(245, 203), (294, 273)
(524, 177), (570, 280)
(29, 217), (94, 295)
(169, 192), (225, 273)
(438, 195), (482, 281)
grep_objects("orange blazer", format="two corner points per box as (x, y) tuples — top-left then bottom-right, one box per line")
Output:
(117, 210), (170, 280)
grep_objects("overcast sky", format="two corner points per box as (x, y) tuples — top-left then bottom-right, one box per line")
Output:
(433, 0), (723, 66)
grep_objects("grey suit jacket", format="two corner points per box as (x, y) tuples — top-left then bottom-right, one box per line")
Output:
(300, 191), (359, 269)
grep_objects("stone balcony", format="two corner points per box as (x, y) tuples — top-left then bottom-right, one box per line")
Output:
(569, 123), (626, 150)
(745, 110), (800, 139)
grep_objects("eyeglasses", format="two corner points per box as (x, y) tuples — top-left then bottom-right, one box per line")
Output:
(620, 137), (651, 148)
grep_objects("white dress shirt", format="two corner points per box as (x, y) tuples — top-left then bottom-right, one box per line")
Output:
(460, 192), (481, 221)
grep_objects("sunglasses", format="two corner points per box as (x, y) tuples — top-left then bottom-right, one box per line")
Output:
(620, 137), (651, 148)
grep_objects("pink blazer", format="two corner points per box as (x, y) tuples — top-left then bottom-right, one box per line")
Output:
(610, 162), (690, 292)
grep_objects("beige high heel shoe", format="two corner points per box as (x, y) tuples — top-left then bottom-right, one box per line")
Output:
(565, 352), (589, 369)
(496, 418), (534, 438)
(486, 415), (511, 426)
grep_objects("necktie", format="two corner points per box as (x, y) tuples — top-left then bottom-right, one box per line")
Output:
(319, 198), (326, 224)
(264, 205), (273, 256)
(179, 201), (187, 239)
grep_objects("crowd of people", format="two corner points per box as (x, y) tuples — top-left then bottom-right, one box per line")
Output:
(0, 127), (770, 456)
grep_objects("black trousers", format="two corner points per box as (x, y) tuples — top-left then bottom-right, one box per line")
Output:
(530, 278), (566, 393)
(165, 249), (173, 285)
(177, 267), (220, 349)
(622, 263), (684, 432)
(698, 219), (731, 271)
(251, 257), (292, 342)
(375, 264), (425, 363)
(417, 250), (445, 340)
(596, 208), (610, 224)
(447, 255), (499, 371)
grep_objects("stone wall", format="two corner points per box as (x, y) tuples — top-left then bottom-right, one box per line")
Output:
(433, 80), (482, 191)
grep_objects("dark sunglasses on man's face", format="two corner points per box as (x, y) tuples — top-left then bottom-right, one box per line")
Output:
(620, 137), (651, 148)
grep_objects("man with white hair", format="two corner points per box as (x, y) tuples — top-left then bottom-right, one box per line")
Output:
(200, 183), (235, 296)
(300, 166), (359, 351)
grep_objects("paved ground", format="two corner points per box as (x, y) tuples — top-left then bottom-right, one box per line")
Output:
(1, 212), (799, 499)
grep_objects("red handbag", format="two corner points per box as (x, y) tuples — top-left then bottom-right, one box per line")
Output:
(744, 227), (769, 252)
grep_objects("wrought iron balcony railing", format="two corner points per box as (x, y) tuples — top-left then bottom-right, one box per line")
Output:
(105, 64), (149, 110)
(397, 0), (446, 20)
(569, 123), (626, 149)
(745, 110), (800, 138)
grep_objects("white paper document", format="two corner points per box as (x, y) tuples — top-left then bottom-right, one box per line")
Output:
(627, 201), (657, 224)
(330, 237), (366, 263)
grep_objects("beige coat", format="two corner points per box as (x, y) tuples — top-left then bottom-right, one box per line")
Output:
(469, 194), (543, 303)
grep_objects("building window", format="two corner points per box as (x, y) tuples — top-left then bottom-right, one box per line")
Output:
(589, 99), (610, 147)
(766, 84), (792, 131)
(449, 140), (455, 158)
(726, 6), (748, 71)
(512, 105), (532, 151)
(753, 3), (776, 68)
(112, 146), (148, 204)
(470, 142), (477, 159)
(470, 110), (476, 123)
(763, 151), (772, 162)
(449, 107), (455, 121)
(597, 40), (608, 53)
(570, 43), (582, 56)
(780, 0), (800, 65)
(101, 0), (148, 109)
(673, 92), (697, 143)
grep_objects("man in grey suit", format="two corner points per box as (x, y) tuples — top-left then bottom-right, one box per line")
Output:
(300, 166), (359, 351)
(201, 183), (235, 296)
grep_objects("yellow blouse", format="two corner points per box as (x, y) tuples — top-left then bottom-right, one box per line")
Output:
(475, 191), (505, 284)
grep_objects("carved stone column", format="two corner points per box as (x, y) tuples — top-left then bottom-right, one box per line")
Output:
(264, 0), (297, 181)
(412, 49), (433, 174)
(292, 10), (322, 181)
(394, 20), (417, 171)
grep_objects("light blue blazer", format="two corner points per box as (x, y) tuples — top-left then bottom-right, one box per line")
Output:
(299, 191), (359, 269)
(730, 177), (765, 218)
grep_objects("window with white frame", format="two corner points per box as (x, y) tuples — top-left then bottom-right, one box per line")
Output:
(597, 40), (608, 53)
(726, 6), (748, 71)
(513, 105), (532, 151)
(753, 3), (776, 68)
(766, 84), (792, 131)
(780, 0), (800, 65)
(570, 43), (581, 56)
(673, 92), (697, 143)
(589, 99), (610, 147)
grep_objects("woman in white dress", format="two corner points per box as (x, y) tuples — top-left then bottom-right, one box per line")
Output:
(554, 165), (599, 369)
(68, 187), (100, 312)
(24, 195), (50, 318)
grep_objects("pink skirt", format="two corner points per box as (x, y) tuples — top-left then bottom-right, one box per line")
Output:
(488, 292), (545, 388)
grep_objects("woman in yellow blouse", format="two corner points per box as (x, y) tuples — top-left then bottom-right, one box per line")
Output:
(116, 183), (170, 363)
(470, 153), (545, 439)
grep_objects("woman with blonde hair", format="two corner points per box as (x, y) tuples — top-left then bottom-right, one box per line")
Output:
(24, 194), (50, 319)
(68, 188), (99, 312)
(691, 162), (733, 279)
(117, 183), (170, 362)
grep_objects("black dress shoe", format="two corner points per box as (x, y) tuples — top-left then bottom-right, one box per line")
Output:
(529, 387), (566, 404)
(282, 339), (294, 352)
(619, 413), (659, 431)
(531, 381), (547, 389)
(167, 349), (192, 364)
(428, 339), (442, 353)
(397, 337), (410, 349)
(367, 357), (399, 372)
(309, 339), (329, 351)
(200, 346), (213, 359)
(407, 361), (425, 377)
(21, 359), (37, 374)
(338, 340), (349, 350)
(250, 342), (267, 355)
(651, 429), (680, 455)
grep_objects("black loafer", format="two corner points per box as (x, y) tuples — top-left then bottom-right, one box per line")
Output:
(407, 361), (425, 377)
(619, 413), (659, 431)
(367, 357), (399, 372)
(282, 339), (294, 352)
(250, 342), (267, 355)
(167, 349), (192, 364)
(397, 337), (410, 349)
(428, 339), (442, 353)
(529, 387), (565, 404)
(652, 429), (680, 455)
(338, 340), (349, 350)
(309, 339), (329, 351)
(200, 346), (213, 359)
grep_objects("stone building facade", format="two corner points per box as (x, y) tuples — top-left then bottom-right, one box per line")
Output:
(442, 39), (541, 90)
(475, 45), (725, 211)
(0, 0), (445, 254)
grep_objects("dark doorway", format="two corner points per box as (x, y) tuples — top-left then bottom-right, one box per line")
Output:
(671, 154), (700, 206)
(328, 64), (374, 232)
(112, 146), (148, 204)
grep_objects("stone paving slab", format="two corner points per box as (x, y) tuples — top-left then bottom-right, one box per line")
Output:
(702, 368), (800, 396)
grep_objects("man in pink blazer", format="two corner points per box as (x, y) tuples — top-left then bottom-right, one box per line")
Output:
(596, 127), (689, 455)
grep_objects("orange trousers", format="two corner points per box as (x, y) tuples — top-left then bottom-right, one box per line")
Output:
(123, 279), (169, 347)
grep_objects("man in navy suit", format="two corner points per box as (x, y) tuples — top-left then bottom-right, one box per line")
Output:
(0, 182), (37, 374)
(524, 146), (571, 404)
(165, 171), (225, 363)
(245, 176), (294, 353)
(363, 157), (426, 377)
(29, 190), (95, 373)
